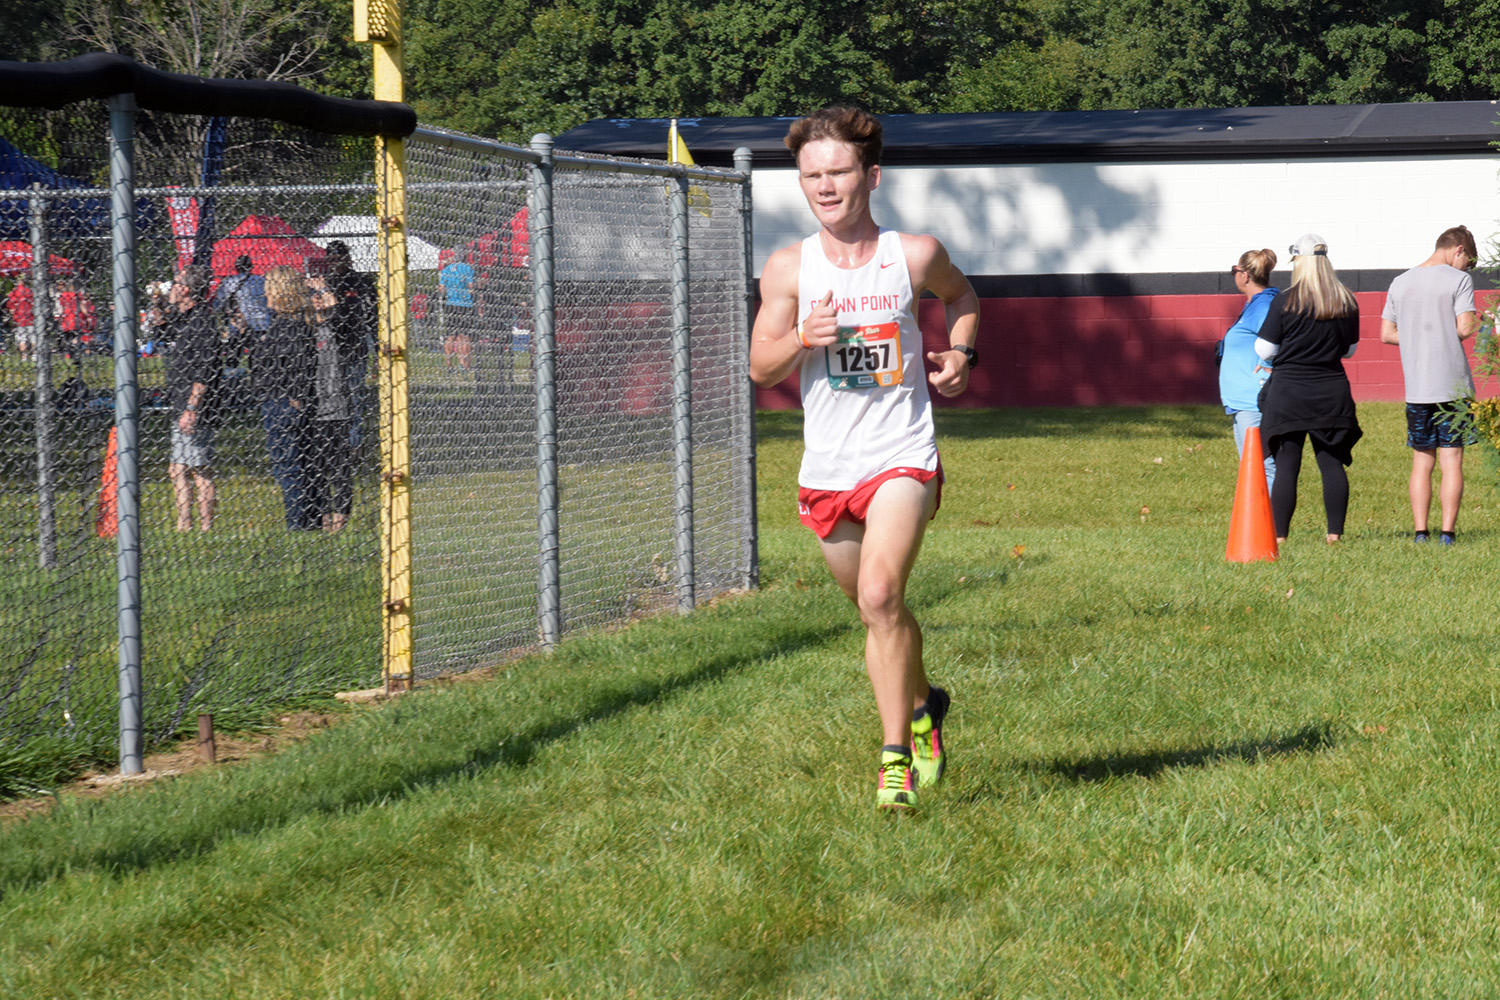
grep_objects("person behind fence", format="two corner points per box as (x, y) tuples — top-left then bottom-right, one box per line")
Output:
(163, 265), (222, 532)
(1379, 225), (1480, 546)
(307, 273), (354, 533)
(324, 240), (376, 448)
(7, 274), (36, 363)
(254, 265), (319, 531)
(1219, 248), (1280, 492)
(1255, 233), (1362, 544)
(438, 248), (476, 372)
(56, 277), (99, 357)
(215, 253), (271, 336)
(749, 106), (980, 813)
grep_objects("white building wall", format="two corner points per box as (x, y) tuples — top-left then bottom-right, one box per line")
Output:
(752, 156), (1500, 277)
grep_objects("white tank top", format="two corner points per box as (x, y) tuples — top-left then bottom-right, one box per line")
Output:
(796, 228), (938, 490)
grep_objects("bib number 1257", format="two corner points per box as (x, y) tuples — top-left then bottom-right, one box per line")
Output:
(825, 321), (902, 389)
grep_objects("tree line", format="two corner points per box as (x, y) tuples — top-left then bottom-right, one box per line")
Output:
(4, 0), (1497, 144)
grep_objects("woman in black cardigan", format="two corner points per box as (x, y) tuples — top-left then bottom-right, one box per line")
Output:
(1255, 233), (1363, 544)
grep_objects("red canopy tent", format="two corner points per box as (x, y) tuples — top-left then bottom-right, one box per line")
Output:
(445, 208), (529, 273)
(0, 241), (75, 277)
(210, 214), (326, 276)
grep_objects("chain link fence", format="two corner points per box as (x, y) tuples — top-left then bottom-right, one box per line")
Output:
(404, 129), (755, 679)
(1, 103), (382, 764)
(0, 92), (754, 774)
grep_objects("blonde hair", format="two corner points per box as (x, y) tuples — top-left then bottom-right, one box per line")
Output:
(1281, 243), (1356, 321)
(1237, 248), (1277, 287)
(264, 265), (309, 317)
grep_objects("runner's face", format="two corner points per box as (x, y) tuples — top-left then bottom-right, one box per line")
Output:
(796, 139), (878, 228)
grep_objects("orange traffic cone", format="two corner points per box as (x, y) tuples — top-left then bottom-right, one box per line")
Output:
(96, 427), (117, 539)
(1225, 425), (1277, 562)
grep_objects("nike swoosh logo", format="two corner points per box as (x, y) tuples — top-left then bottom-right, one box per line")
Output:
(880, 262), (896, 269)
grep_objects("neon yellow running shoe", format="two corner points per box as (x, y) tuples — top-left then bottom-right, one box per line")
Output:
(910, 685), (949, 788)
(876, 747), (917, 812)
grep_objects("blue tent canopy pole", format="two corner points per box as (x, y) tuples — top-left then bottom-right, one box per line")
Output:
(191, 116), (227, 269)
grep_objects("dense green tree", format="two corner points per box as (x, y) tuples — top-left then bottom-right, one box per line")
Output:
(5, 0), (1500, 141)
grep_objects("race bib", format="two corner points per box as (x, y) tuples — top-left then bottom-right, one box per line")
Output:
(825, 321), (903, 390)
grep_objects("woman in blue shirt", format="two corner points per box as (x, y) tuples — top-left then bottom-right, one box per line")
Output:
(1219, 248), (1279, 491)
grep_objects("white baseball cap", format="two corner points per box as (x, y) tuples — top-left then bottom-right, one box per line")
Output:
(1289, 233), (1329, 257)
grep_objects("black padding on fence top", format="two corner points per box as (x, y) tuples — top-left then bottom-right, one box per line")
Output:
(0, 53), (416, 137)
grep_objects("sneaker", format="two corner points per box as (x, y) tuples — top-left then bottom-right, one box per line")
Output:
(1414, 531), (1430, 543)
(910, 685), (949, 788)
(1440, 531), (1456, 546)
(876, 747), (916, 812)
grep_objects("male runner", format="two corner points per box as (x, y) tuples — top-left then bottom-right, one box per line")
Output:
(1380, 225), (1480, 545)
(749, 107), (980, 812)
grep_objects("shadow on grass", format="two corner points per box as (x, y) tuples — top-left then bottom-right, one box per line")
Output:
(1033, 720), (1337, 785)
(0, 615), (858, 898)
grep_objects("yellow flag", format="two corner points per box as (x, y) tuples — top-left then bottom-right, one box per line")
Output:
(669, 119), (712, 217)
(669, 118), (696, 167)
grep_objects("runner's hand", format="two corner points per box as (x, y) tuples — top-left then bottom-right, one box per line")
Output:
(926, 349), (970, 397)
(798, 291), (839, 347)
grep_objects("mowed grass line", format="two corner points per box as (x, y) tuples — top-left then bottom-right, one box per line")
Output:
(4, 403), (1500, 998)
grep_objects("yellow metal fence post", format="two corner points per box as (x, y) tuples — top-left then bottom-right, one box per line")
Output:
(361, 0), (413, 692)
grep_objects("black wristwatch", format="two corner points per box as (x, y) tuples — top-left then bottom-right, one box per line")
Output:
(952, 345), (979, 369)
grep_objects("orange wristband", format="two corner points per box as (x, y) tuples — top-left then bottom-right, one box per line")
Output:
(796, 323), (812, 350)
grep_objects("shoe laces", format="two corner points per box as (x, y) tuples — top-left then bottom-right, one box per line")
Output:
(879, 755), (912, 790)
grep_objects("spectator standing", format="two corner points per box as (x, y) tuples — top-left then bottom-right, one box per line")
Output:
(7, 275), (35, 363)
(56, 278), (99, 357)
(324, 240), (376, 448)
(163, 265), (222, 532)
(438, 249), (477, 372)
(1255, 234), (1363, 543)
(254, 266), (319, 531)
(215, 254), (271, 337)
(1219, 248), (1280, 492)
(1379, 225), (1480, 545)
(307, 274), (355, 533)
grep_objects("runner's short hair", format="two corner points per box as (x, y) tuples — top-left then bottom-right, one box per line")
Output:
(1435, 225), (1477, 260)
(785, 107), (882, 170)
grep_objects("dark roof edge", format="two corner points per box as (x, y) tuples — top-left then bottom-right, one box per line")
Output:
(558, 103), (1500, 168)
(0, 53), (416, 138)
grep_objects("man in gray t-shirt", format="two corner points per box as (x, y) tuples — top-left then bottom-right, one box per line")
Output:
(1380, 225), (1480, 543)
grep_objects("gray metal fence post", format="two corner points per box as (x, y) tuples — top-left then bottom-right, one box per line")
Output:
(109, 93), (143, 775)
(30, 188), (56, 570)
(531, 134), (560, 649)
(670, 173), (694, 613)
(734, 147), (758, 591)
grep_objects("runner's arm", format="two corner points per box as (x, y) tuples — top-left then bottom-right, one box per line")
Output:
(750, 245), (838, 386)
(906, 235), (979, 398)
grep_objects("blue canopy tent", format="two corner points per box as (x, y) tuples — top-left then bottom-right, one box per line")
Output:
(0, 135), (154, 239)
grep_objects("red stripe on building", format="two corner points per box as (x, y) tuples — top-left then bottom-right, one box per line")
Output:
(755, 290), (1499, 410)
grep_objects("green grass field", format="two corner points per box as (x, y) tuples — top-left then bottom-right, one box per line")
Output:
(3, 402), (1500, 998)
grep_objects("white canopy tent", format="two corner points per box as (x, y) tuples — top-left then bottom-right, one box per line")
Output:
(312, 215), (441, 272)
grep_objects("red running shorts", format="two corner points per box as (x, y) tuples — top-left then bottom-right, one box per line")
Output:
(797, 465), (942, 540)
